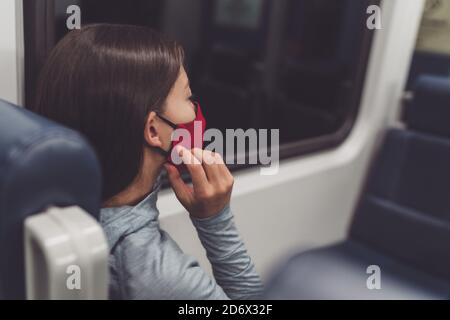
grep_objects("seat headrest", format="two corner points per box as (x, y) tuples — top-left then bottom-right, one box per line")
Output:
(406, 75), (450, 138)
(0, 99), (102, 299)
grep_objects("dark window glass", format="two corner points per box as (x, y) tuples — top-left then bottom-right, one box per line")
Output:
(24, 0), (377, 169)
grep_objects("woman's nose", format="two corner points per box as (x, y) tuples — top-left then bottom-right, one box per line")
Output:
(191, 101), (198, 116)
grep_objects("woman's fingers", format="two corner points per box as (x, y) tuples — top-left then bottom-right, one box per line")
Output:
(164, 163), (194, 204)
(191, 148), (221, 183)
(169, 147), (234, 219)
(175, 145), (209, 193)
(191, 148), (233, 194)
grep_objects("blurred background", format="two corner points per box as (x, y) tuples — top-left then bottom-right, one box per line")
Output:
(23, 0), (376, 165)
(1, 0), (450, 299)
(21, 0), (450, 169)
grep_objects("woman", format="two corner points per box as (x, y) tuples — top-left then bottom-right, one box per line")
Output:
(30, 24), (263, 300)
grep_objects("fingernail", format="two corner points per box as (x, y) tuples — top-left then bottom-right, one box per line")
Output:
(175, 145), (184, 156)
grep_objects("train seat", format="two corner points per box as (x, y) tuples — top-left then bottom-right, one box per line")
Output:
(265, 75), (450, 299)
(0, 100), (108, 300)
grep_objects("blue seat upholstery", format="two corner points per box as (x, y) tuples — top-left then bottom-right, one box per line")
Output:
(265, 75), (450, 299)
(0, 100), (102, 300)
(406, 51), (450, 90)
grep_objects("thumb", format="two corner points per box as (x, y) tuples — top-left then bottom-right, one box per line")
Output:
(164, 163), (193, 204)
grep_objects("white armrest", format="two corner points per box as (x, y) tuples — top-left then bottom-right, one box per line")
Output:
(24, 206), (108, 300)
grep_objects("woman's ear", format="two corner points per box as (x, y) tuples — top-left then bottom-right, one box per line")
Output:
(144, 111), (164, 148)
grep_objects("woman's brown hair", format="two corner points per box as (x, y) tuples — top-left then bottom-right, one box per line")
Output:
(31, 24), (184, 201)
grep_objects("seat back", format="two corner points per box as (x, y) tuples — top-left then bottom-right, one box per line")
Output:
(350, 75), (450, 282)
(0, 100), (103, 299)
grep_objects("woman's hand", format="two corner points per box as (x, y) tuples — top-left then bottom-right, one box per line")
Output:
(164, 146), (234, 219)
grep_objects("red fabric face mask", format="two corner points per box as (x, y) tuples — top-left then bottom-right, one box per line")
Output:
(156, 102), (206, 170)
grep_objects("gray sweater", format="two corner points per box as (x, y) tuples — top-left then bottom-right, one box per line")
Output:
(99, 179), (263, 300)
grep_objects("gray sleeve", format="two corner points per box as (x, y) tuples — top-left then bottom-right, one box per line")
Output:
(191, 205), (264, 300)
(113, 223), (231, 300)
(112, 206), (263, 300)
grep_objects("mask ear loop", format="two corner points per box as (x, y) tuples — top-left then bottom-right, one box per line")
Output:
(156, 101), (199, 128)
(149, 114), (177, 158)
(156, 114), (178, 130)
(156, 101), (198, 130)
(153, 101), (200, 157)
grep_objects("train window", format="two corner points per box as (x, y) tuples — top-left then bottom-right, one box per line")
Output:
(407, 0), (450, 89)
(24, 0), (377, 171)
